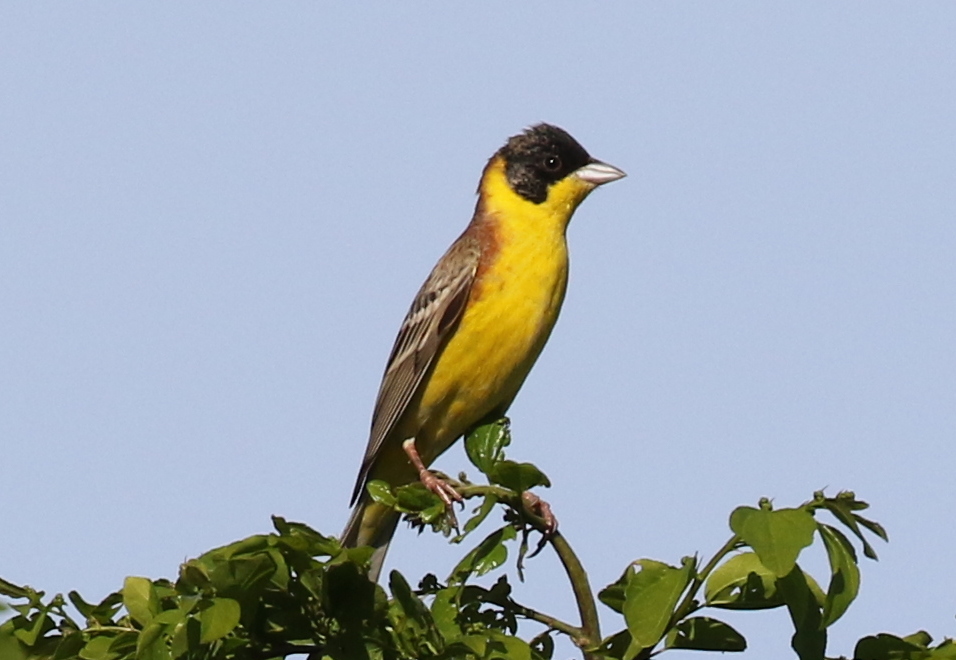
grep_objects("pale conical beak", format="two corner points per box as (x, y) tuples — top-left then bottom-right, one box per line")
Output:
(572, 159), (627, 186)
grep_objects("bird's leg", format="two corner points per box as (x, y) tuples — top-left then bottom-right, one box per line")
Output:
(402, 438), (463, 508)
(521, 491), (558, 536)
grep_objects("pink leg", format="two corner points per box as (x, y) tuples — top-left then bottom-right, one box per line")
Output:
(402, 439), (463, 508)
(522, 491), (558, 535)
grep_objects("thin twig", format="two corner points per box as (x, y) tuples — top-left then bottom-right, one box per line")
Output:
(509, 602), (582, 640)
(670, 535), (742, 626)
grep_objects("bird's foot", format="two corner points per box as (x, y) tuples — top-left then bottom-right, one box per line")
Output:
(521, 490), (558, 536)
(419, 468), (464, 509)
(402, 438), (463, 527)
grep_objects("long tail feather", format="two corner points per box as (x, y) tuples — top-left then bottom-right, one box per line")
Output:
(341, 494), (401, 582)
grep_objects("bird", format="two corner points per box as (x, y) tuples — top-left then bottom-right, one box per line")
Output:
(341, 123), (625, 580)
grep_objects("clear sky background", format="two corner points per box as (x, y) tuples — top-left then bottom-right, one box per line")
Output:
(2, 3), (954, 658)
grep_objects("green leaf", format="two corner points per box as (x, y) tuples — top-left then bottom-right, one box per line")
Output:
(389, 572), (434, 632)
(96, 592), (125, 624)
(148, 610), (181, 630)
(622, 558), (694, 656)
(123, 577), (159, 627)
(324, 560), (378, 624)
(459, 494), (499, 538)
(388, 571), (444, 656)
(0, 578), (32, 600)
(263, 548), (290, 590)
(530, 630), (554, 660)
(0, 624), (28, 660)
(78, 635), (117, 660)
(730, 507), (816, 577)
(598, 569), (629, 614)
(108, 630), (139, 657)
(67, 591), (97, 623)
(485, 630), (533, 660)
(395, 482), (443, 511)
(208, 554), (276, 595)
(366, 480), (397, 506)
(430, 588), (462, 642)
(411, 495), (451, 526)
(444, 639), (483, 659)
(821, 492), (886, 560)
(67, 590), (123, 627)
(469, 531), (515, 576)
(854, 633), (930, 660)
(705, 552), (783, 609)
(856, 515), (889, 544)
(927, 642), (956, 660)
(487, 460), (551, 492)
(465, 419), (511, 475)
(271, 516), (340, 556)
(597, 629), (631, 660)
(665, 616), (747, 652)
(777, 566), (826, 660)
(818, 524), (860, 626)
(199, 598), (241, 644)
(902, 631), (934, 647)
(13, 610), (54, 647)
(455, 630), (531, 660)
(449, 526), (517, 584)
(622, 636), (646, 660)
(456, 634), (490, 658)
(53, 631), (87, 660)
(177, 563), (210, 591)
(170, 616), (200, 659)
(136, 622), (172, 660)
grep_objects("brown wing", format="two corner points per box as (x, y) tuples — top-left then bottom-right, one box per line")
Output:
(350, 233), (480, 504)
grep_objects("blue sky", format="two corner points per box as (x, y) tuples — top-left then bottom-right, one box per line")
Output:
(2, 3), (954, 658)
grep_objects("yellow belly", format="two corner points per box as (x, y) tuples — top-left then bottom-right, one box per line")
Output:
(412, 223), (570, 463)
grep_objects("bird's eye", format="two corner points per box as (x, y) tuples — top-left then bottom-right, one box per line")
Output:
(543, 155), (562, 172)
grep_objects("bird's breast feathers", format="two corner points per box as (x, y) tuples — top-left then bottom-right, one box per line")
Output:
(413, 208), (570, 456)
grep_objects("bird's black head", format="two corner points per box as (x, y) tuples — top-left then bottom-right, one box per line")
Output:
(497, 123), (593, 204)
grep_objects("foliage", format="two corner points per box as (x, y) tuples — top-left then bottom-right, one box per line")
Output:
(1, 420), (951, 660)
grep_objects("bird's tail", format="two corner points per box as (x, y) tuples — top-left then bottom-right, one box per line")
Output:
(341, 494), (400, 582)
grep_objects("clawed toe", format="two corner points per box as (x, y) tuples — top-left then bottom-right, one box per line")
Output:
(521, 490), (558, 536)
(420, 469), (463, 508)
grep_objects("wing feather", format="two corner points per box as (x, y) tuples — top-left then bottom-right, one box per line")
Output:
(349, 234), (480, 504)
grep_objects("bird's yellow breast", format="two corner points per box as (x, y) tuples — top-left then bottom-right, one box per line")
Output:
(410, 157), (589, 462)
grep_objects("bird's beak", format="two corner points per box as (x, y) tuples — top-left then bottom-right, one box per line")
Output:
(572, 159), (627, 186)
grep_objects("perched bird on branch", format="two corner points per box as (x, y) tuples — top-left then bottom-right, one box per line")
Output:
(342, 123), (625, 580)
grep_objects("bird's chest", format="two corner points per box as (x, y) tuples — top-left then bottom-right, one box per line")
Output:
(468, 252), (567, 346)
(442, 230), (569, 396)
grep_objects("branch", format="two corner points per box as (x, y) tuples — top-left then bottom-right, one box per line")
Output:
(453, 483), (602, 658)
(670, 534), (742, 626)
(550, 531), (602, 657)
(509, 601), (584, 640)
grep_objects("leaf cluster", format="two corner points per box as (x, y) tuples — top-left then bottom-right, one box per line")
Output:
(1, 420), (952, 660)
(0, 514), (548, 660)
(594, 491), (893, 660)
